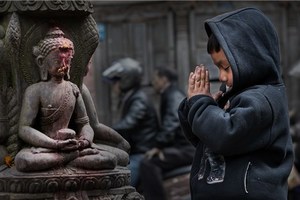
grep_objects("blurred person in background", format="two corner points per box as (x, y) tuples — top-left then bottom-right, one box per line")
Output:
(139, 67), (195, 200)
(102, 58), (159, 187)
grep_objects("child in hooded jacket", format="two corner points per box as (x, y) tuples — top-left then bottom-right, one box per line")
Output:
(178, 7), (294, 200)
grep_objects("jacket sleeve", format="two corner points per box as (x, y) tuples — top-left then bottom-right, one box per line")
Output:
(187, 91), (273, 156)
(178, 98), (200, 147)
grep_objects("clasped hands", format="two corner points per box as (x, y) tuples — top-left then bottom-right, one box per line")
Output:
(56, 139), (89, 151)
(188, 65), (223, 101)
(145, 147), (165, 160)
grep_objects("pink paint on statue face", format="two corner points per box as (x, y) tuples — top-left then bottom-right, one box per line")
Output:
(57, 47), (73, 74)
(46, 47), (73, 79)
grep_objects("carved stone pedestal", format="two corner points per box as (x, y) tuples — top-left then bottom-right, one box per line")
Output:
(0, 166), (143, 200)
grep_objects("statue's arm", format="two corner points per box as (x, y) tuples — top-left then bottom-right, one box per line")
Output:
(18, 85), (57, 149)
(74, 90), (94, 146)
(81, 84), (130, 152)
(94, 123), (130, 152)
(81, 84), (100, 128)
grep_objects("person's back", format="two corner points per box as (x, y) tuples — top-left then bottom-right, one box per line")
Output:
(113, 87), (158, 154)
(102, 58), (159, 187)
(178, 7), (293, 200)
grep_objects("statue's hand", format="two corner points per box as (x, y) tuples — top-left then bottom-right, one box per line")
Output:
(56, 128), (76, 140)
(56, 139), (79, 151)
(78, 139), (90, 150)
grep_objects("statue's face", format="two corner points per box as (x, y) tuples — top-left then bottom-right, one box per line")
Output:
(45, 47), (73, 78)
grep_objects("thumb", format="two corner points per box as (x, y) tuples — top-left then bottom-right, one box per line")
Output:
(213, 91), (224, 101)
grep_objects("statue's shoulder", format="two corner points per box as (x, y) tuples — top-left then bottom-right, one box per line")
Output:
(68, 81), (80, 98)
(24, 81), (45, 94)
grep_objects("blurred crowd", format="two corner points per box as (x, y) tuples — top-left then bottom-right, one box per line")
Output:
(102, 58), (195, 200)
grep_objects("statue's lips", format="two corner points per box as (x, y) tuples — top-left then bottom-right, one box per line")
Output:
(57, 65), (68, 73)
(57, 58), (69, 74)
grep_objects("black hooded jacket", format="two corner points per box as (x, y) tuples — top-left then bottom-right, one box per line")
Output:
(178, 7), (293, 200)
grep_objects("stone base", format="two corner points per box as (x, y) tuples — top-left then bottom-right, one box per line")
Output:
(0, 166), (144, 200)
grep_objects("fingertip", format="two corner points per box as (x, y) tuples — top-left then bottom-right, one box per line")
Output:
(199, 64), (205, 69)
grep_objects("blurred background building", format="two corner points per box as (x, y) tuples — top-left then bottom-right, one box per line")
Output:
(84, 1), (300, 125)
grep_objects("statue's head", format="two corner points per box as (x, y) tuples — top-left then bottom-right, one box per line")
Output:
(33, 27), (74, 81)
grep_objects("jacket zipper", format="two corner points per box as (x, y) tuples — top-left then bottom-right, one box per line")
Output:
(244, 162), (251, 194)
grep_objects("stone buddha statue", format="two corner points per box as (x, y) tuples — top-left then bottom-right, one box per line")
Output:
(14, 27), (118, 172)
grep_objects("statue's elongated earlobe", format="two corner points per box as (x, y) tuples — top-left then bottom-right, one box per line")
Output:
(36, 56), (47, 81)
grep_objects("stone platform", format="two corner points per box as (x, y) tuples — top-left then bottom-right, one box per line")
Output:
(0, 166), (143, 200)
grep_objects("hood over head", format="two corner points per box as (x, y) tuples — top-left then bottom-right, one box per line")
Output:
(205, 7), (282, 93)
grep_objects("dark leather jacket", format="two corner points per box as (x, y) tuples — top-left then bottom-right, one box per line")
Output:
(113, 87), (159, 154)
(155, 84), (192, 148)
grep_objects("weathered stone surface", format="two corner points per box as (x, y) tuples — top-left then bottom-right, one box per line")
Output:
(0, 1), (94, 15)
(0, 167), (143, 200)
